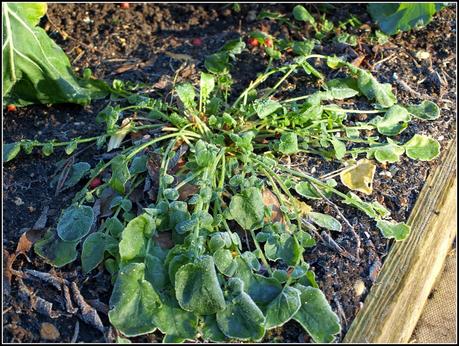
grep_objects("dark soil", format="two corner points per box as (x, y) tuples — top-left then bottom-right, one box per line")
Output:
(3, 3), (456, 343)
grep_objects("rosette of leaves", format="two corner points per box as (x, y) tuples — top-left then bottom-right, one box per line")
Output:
(6, 38), (443, 342)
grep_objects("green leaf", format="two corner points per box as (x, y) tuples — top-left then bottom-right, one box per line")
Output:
(403, 134), (441, 161)
(154, 293), (198, 341)
(376, 220), (411, 240)
(229, 187), (265, 230)
(175, 256), (226, 315)
(293, 284), (341, 343)
(3, 142), (21, 162)
(109, 155), (130, 194)
(201, 315), (229, 342)
(371, 105), (411, 136)
(2, 3), (103, 106)
(279, 132), (299, 155)
(42, 143), (54, 156)
(221, 39), (246, 59)
(176, 83), (196, 111)
(373, 139), (405, 163)
(57, 205), (94, 242)
(407, 100), (440, 120)
(295, 181), (322, 200)
(368, 3), (444, 35)
(356, 70), (396, 108)
(119, 214), (154, 261)
(81, 232), (117, 274)
(213, 248), (238, 277)
(265, 233), (302, 265)
(64, 141), (78, 155)
(105, 216), (124, 238)
(199, 72), (215, 106)
(253, 99), (282, 119)
(108, 263), (160, 337)
(34, 230), (78, 267)
(265, 287), (302, 329)
(216, 279), (266, 341)
(330, 136), (346, 159)
(292, 40), (315, 56)
(204, 52), (229, 74)
(308, 212), (342, 231)
(129, 155), (147, 174)
(64, 162), (91, 189)
(293, 5), (315, 25)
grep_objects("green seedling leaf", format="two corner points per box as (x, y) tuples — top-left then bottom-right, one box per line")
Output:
(229, 187), (264, 230)
(3, 3), (104, 106)
(241, 251), (260, 271)
(96, 105), (121, 132)
(205, 52), (229, 74)
(292, 5), (315, 25)
(105, 216), (124, 238)
(330, 136), (346, 159)
(356, 70), (396, 108)
(253, 99), (282, 119)
(265, 233), (302, 266)
(129, 155), (147, 174)
(57, 205), (94, 242)
(293, 284), (341, 343)
(64, 162), (91, 189)
(3, 142), (21, 162)
(278, 132), (299, 155)
(108, 263), (160, 337)
(200, 72), (215, 108)
(372, 140), (405, 163)
(221, 39), (246, 59)
(308, 212), (342, 232)
(175, 255), (226, 315)
(340, 159), (376, 195)
(42, 143), (54, 156)
(81, 232), (118, 274)
(403, 134), (441, 161)
(292, 40), (315, 56)
(407, 100), (440, 120)
(176, 83), (196, 111)
(65, 141), (77, 155)
(265, 286), (302, 329)
(119, 214), (154, 261)
(213, 248), (238, 277)
(371, 105), (411, 136)
(153, 293), (198, 341)
(201, 315), (229, 342)
(109, 155), (130, 194)
(216, 279), (266, 341)
(368, 3), (445, 35)
(342, 192), (379, 219)
(376, 220), (411, 240)
(34, 230), (78, 267)
(144, 254), (168, 291)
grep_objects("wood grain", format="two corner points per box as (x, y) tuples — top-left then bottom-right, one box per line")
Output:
(344, 138), (457, 343)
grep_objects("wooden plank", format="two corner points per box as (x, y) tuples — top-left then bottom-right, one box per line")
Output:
(344, 138), (457, 343)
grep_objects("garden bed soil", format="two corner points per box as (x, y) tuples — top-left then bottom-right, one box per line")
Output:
(3, 3), (456, 343)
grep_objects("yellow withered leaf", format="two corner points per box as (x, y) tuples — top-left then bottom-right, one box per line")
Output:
(339, 159), (376, 195)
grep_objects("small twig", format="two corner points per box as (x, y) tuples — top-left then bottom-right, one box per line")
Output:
(371, 53), (396, 70)
(321, 231), (358, 262)
(333, 296), (348, 329)
(71, 321), (80, 343)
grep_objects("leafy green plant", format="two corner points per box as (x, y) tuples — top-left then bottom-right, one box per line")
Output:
(2, 3), (105, 106)
(368, 3), (446, 35)
(4, 33), (442, 342)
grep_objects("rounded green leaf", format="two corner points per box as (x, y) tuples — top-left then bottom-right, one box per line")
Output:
(81, 232), (117, 274)
(372, 105), (410, 136)
(265, 287), (302, 329)
(57, 205), (94, 242)
(34, 230), (78, 267)
(175, 256), (226, 315)
(373, 141), (405, 163)
(213, 249), (238, 277)
(308, 212), (342, 232)
(407, 100), (440, 120)
(264, 233), (302, 265)
(278, 132), (299, 155)
(403, 134), (441, 161)
(376, 220), (411, 240)
(216, 289), (265, 341)
(108, 263), (160, 337)
(229, 187), (264, 230)
(292, 5), (315, 24)
(119, 214), (154, 261)
(64, 162), (91, 189)
(201, 315), (229, 342)
(3, 142), (21, 162)
(293, 284), (341, 343)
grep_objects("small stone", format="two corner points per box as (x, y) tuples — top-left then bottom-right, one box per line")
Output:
(40, 323), (60, 341)
(14, 197), (24, 206)
(354, 279), (366, 297)
(415, 50), (430, 60)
